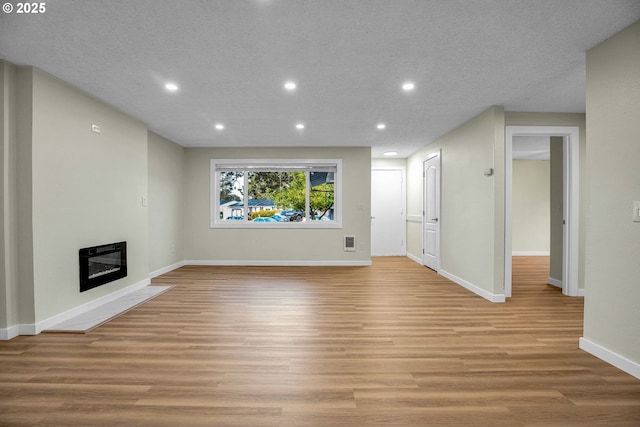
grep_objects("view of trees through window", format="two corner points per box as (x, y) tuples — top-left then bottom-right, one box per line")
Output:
(217, 168), (335, 224)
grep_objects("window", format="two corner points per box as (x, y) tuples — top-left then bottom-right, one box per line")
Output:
(211, 159), (342, 228)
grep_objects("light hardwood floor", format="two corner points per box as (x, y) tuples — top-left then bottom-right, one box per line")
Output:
(1, 257), (639, 426)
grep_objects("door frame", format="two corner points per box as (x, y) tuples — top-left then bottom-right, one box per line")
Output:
(371, 166), (407, 256)
(504, 126), (579, 297)
(422, 150), (441, 270)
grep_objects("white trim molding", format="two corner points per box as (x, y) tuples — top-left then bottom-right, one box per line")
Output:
(154, 259), (374, 275)
(439, 269), (506, 303)
(34, 277), (151, 335)
(185, 260), (372, 267)
(512, 251), (550, 256)
(0, 325), (20, 341)
(406, 253), (422, 265)
(0, 277), (150, 340)
(149, 261), (186, 278)
(547, 277), (563, 288)
(548, 278), (584, 296)
(580, 337), (640, 380)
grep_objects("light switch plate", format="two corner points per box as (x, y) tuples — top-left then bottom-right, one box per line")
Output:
(633, 201), (640, 222)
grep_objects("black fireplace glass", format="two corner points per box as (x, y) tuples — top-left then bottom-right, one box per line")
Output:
(79, 242), (127, 292)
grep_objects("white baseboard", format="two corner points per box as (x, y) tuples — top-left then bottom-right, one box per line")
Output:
(0, 277), (150, 340)
(149, 261), (186, 278)
(547, 277), (585, 296)
(579, 337), (640, 380)
(406, 252), (422, 265)
(512, 251), (550, 256)
(0, 325), (20, 341)
(439, 269), (506, 303)
(184, 259), (372, 267)
(547, 277), (562, 288)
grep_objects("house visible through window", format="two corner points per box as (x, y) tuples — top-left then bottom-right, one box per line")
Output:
(211, 159), (342, 228)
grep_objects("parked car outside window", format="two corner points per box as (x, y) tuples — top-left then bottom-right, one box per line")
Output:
(252, 217), (277, 222)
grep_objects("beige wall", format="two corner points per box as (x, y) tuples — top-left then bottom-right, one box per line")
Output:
(6, 66), (150, 325)
(183, 147), (371, 263)
(148, 131), (184, 273)
(512, 160), (550, 253)
(583, 19), (640, 367)
(16, 67), (35, 326)
(407, 106), (505, 297)
(0, 61), (19, 329)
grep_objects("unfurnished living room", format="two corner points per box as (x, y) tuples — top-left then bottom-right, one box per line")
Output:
(1, 1), (639, 426)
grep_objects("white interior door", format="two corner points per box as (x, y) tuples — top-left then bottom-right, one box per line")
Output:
(423, 153), (440, 270)
(371, 169), (405, 256)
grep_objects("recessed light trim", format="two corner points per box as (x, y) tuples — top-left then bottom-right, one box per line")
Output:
(377, 123), (386, 130)
(284, 81), (297, 91)
(164, 82), (179, 92)
(383, 151), (398, 156)
(214, 123), (225, 130)
(296, 122), (305, 130)
(402, 81), (415, 91)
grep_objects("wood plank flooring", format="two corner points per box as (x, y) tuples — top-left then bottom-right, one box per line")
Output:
(1, 256), (639, 426)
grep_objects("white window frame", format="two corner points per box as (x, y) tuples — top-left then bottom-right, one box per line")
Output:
(211, 159), (342, 229)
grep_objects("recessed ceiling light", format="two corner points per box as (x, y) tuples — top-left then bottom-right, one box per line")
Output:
(164, 82), (179, 92)
(402, 81), (415, 92)
(214, 123), (224, 130)
(383, 151), (398, 156)
(296, 123), (305, 130)
(284, 81), (297, 91)
(377, 123), (386, 130)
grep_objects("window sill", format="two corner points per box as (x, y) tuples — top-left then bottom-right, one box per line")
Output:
(210, 221), (342, 229)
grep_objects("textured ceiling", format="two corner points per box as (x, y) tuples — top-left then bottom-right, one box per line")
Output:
(1, 1), (639, 158)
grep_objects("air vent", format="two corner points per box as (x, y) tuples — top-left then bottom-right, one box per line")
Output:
(344, 235), (356, 252)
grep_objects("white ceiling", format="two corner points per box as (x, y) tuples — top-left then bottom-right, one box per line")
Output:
(1, 1), (639, 158)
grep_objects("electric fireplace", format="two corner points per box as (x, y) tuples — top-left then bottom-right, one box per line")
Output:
(79, 241), (127, 292)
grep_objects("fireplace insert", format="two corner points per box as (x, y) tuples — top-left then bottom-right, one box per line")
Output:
(79, 241), (127, 292)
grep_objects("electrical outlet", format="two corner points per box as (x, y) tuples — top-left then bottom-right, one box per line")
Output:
(633, 201), (640, 222)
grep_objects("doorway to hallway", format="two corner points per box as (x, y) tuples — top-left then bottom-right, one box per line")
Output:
(505, 126), (580, 298)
